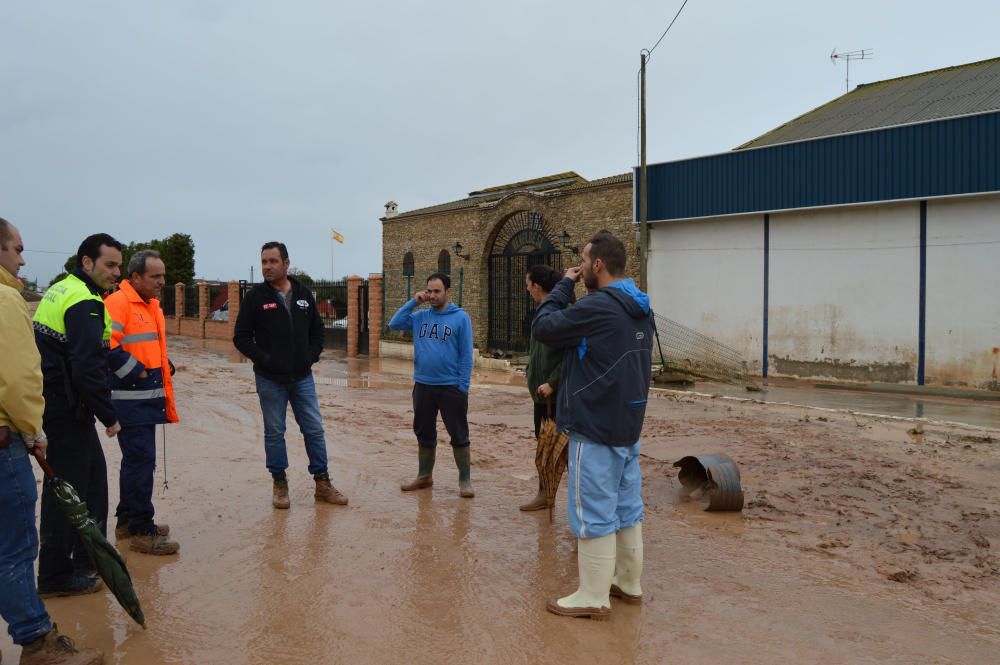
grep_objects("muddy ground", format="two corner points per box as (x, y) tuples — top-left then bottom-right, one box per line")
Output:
(3, 338), (999, 664)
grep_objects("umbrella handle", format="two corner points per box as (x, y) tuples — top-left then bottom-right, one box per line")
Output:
(546, 396), (553, 420)
(30, 446), (57, 481)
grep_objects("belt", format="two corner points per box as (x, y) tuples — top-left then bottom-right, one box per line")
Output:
(0, 426), (10, 449)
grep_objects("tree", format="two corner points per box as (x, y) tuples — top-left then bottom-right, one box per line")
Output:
(50, 272), (68, 286)
(289, 267), (314, 285)
(121, 233), (196, 285)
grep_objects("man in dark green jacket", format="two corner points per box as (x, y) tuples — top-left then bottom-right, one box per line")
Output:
(521, 265), (565, 511)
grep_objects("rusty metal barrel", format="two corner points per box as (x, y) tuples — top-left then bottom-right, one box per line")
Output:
(673, 453), (744, 511)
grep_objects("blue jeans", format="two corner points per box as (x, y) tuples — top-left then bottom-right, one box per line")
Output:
(0, 433), (53, 645)
(566, 433), (644, 539)
(255, 373), (328, 477)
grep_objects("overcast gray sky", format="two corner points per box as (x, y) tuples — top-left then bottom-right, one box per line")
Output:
(3, 1), (998, 285)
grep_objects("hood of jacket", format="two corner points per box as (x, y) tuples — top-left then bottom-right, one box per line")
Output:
(429, 303), (461, 316)
(604, 278), (650, 318)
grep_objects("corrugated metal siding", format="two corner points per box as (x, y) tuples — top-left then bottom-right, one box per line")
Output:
(641, 111), (1000, 222)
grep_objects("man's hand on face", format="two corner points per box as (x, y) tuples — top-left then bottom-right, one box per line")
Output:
(414, 290), (430, 304)
(564, 266), (584, 283)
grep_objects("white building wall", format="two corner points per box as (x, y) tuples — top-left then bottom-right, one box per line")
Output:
(925, 194), (1000, 388)
(767, 202), (920, 381)
(647, 215), (764, 371)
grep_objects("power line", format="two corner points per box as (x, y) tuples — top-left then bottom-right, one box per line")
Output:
(23, 249), (73, 255)
(646, 0), (691, 63)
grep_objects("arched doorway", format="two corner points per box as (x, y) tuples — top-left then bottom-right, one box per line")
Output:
(487, 211), (563, 353)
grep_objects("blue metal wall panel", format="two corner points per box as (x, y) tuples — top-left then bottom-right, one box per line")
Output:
(640, 111), (1000, 221)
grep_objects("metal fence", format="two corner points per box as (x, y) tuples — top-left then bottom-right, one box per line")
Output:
(651, 312), (751, 386)
(160, 287), (175, 317)
(183, 285), (199, 318)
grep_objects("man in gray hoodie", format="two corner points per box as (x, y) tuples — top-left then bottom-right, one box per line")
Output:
(532, 231), (654, 620)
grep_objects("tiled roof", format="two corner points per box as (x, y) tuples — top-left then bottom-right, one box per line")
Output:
(386, 172), (632, 220)
(737, 56), (1000, 149)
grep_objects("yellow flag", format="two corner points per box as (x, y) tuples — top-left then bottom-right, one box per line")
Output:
(331, 230), (345, 244)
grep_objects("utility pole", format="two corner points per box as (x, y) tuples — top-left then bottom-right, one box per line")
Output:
(639, 50), (649, 292)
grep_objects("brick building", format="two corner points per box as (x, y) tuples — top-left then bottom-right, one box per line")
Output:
(381, 171), (635, 354)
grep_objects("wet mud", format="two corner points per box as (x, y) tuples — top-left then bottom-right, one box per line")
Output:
(4, 338), (999, 664)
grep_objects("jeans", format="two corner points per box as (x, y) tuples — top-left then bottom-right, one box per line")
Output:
(255, 372), (328, 477)
(0, 433), (53, 645)
(115, 424), (157, 534)
(566, 433), (644, 539)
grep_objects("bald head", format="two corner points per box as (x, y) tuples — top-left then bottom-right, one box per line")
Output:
(0, 217), (26, 279)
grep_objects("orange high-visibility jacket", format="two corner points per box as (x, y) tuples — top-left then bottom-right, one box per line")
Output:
(104, 280), (179, 426)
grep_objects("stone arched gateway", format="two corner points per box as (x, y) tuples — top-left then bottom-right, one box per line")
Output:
(486, 210), (563, 353)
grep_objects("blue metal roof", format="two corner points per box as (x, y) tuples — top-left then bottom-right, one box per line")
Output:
(639, 110), (1000, 222)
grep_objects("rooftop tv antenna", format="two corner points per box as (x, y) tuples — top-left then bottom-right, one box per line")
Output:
(830, 48), (873, 93)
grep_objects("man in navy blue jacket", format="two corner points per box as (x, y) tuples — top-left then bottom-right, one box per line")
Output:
(388, 272), (475, 498)
(532, 231), (654, 621)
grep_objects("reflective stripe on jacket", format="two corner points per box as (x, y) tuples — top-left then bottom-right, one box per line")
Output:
(104, 280), (179, 426)
(33, 271), (118, 426)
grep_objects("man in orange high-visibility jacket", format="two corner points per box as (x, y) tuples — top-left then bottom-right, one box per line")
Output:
(104, 249), (180, 556)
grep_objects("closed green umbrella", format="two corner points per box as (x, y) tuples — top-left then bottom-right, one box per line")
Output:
(32, 449), (146, 628)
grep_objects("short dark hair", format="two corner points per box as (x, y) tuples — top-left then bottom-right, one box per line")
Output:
(527, 264), (563, 292)
(0, 217), (12, 250)
(261, 241), (289, 261)
(587, 231), (627, 277)
(426, 272), (451, 289)
(76, 233), (123, 270)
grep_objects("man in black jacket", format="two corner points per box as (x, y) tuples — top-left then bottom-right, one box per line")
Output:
(234, 241), (348, 509)
(532, 231), (654, 621)
(33, 233), (123, 597)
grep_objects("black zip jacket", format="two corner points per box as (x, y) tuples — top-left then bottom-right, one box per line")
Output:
(34, 269), (117, 426)
(532, 278), (654, 447)
(233, 277), (323, 384)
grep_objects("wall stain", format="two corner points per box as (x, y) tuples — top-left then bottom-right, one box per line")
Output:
(769, 355), (914, 383)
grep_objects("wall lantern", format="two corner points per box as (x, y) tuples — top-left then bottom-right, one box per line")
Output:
(453, 241), (470, 260)
(560, 230), (579, 254)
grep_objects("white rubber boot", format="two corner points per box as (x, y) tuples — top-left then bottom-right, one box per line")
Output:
(546, 533), (615, 620)
(610, 523), (643, 604)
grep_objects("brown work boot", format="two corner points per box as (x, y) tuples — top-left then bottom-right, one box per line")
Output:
(400, 475), (433, 492)
(129, 532), (180, 556)
(314, 478), (348, 505)
(519, 487), (547, 511)
(272, 479), (290, 509)
(18, 626), (103, 665)
(115, 523), (169, 540)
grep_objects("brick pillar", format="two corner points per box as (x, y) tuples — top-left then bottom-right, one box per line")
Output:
(367, 273), (383, 358)
(197, 282), (209, 339)
(227, 280), (240, 339)
(346, 275), (363, 358)
(173, 283), (185, 335)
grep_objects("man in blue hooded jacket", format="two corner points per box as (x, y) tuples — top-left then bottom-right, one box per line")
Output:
(532, 231), (654, 620)
(389, 272), (475, 498)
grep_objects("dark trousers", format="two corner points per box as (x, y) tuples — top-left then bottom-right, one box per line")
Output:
(533, 400), (550, 439)
(38, 404), (108, 589)
(412, 383), (470, 448)
(115, 424), (157, 534)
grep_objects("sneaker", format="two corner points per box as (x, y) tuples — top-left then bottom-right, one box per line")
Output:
(18, 625), (103, 665)
(116, 523), (170, 540)
(129, 532), (180, 556)
(314, 478), (348, 505)
(272, 479), (290, 509)
(38, 575), (104, 599)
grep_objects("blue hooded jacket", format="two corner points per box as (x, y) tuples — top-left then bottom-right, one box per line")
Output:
(388, 300), (474, 393)
(532, 278), (654, 447)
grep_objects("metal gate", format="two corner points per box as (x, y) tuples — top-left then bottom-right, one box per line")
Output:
(486, 211), (562, 353)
